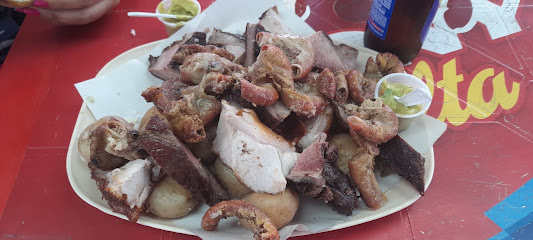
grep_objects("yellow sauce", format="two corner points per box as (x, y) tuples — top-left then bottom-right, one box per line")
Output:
(158, 0), (199, 24)
(378, 81), (423, 115)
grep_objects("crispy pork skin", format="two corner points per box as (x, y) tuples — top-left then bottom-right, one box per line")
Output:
(212, 101), (299, 194)
(90, 159), (153, 222)
(140, 116), (229, 206)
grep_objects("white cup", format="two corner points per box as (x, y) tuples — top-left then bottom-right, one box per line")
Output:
(156, 0), (202, 36)
(374, 73), (432, 131)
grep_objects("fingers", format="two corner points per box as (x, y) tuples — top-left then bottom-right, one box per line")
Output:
(35, 0), (119, 25)
(38, 0), (103, 10)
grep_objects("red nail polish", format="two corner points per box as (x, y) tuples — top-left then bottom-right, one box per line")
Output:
(33, 0), (49, 8)
(14, 8), (40, 16)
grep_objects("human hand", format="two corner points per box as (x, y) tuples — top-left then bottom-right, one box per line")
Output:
(8, 0), (120, 25)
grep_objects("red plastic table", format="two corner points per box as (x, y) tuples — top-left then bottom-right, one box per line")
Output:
(1, 0), (531, 239)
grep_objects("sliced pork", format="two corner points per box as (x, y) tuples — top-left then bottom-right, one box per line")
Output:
(140, 116), (229, 206)
(212, 101), (299, 194)
(306, 31), (359, 72)
(298, 105), (334, 149)
(207, 28), (246, 65)
(90, 159), (153, 222)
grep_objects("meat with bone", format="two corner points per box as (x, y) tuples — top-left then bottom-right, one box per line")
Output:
(78, 116), (147, 171)
(212, 101), (299, 194)
(256, 32), (315, 80)
(207, 28), (246, 65)
(90, 159), (153, 222)
(140, 116), (229, 206)
(148, 32), (206, 81)
(375, 135), (425, 195)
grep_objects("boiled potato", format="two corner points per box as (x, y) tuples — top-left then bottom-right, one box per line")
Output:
(241, 189), (299, 229)
(329, 134), (364, 175)
(214, 158), (252, 199)
(146, 176), (198, 218)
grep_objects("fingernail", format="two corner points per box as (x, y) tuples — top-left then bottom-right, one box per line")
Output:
(33, 0), (49, 8)
(14, 8), (40, 16)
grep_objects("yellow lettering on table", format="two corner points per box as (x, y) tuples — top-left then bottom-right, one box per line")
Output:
(436, 59), (471, 125)
(436, 59), (521, 126)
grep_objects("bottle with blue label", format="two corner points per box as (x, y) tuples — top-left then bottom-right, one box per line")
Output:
(363, 0), (440, 63)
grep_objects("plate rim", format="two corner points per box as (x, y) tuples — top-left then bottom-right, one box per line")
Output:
(66, 39), (435, 238)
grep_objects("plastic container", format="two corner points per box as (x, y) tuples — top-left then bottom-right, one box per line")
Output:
(156, 0), (201, 36)
(375, 73), (432, 131)
(363, 0), (440, 63)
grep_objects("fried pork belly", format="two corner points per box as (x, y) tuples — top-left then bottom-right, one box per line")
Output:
(375, 135), (425, 195)
(212, 101), (299, 194)
(140, 116), (229, 206)
(148, 32), (207, 81)
(90, 159), (153, 222)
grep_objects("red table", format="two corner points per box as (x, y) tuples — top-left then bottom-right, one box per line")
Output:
(1, 0), (532, 239)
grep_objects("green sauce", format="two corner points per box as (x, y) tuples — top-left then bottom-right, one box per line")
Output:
(378, 81), (423, 115)
(158, 0), (199, 24)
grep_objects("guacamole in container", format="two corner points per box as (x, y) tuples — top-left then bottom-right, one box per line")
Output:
(378, 81), (423, 115)
(158, 0), (200, 25)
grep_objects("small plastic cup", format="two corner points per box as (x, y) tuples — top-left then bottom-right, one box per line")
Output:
(374, 73), (432, 132)
(156, 0), (201, 36)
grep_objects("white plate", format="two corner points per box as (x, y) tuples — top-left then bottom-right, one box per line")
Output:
(66, 40), (434, 237)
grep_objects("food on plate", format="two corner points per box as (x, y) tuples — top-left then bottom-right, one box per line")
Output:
(78, 116), (147, 171)
(157, 0), (200, 24)
(306, 31), (359, 71)
(0, 0), (32, 8)
(78, 5), (429, 234)
(212, 101), (299, 194)
(329, 133), (360, 175)
(146, 175), (198, 218)
(375, 135), (426, 195)
(201, 200), (280, 240)
(256, 32), (315, 79)
(288, 134), (358, 215)
(139, 116), (229, 206)
(241, 189), (299, 229)
(377, 80), (423, 115)
(214, 158), (253, 199)
(90, 159), (154, 222)
(364, 52), (405, 81)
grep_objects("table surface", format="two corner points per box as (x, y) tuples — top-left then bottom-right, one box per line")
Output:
(1, 0), (532, 239)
